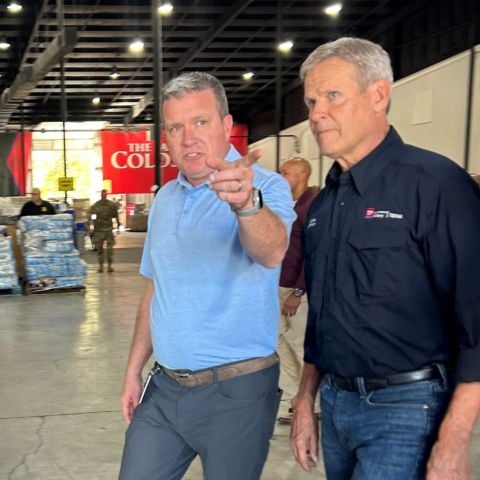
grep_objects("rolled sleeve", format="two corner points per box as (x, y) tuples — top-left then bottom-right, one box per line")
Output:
(254, 165), (296, 236)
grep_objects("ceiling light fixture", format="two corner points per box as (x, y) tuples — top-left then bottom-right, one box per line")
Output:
(242, 71), (255, 81)
(158, 2), (174, 15)
(7, 1), (23, 13)
(0, 37), (11, 50)
(277, 40), (294, 53)
(128, 38), (145, 54)
(92, 95), (101, 106)
(110, 67), (119, 79)
(324, 3), (343, 17)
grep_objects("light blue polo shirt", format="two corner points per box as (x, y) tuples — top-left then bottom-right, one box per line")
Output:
(140, 145), (295, 370)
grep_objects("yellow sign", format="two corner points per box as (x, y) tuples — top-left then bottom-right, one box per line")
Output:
(58, 177), (74, 191)
(102, 179), (112, 192)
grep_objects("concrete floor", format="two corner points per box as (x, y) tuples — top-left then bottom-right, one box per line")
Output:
(0, 232), (478, 480)
(0, 232), (317, 480)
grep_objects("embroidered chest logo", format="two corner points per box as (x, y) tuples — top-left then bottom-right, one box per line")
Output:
(306, 217), (317, 229)
(364, 208), (403, 219)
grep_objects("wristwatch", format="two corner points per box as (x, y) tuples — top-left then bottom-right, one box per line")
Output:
(233, 188), (263, 217)
(293, 288), (304, 297)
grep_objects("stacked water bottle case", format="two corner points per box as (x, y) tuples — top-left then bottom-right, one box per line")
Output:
(19, 214), (87, 292)
(0, 227), (20, 292)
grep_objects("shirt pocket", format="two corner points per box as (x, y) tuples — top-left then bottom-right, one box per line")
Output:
(345, 226), (409, 298)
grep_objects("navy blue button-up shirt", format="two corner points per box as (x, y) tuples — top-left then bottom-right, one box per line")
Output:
(303, 128), (480, 382)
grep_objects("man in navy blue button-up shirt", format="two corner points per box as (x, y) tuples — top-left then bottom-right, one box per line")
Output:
(290, 37), (480, 480)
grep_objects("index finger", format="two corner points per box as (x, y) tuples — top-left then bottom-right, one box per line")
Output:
(206, 148), (263, 172)
(233, 148), (263, 169)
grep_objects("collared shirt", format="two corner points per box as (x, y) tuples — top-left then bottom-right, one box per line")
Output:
(279, 186), (318, 290)
(141, 145), (295, 370)
(303, 128), (480, 382)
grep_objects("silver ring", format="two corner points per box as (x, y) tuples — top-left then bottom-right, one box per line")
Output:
(236, 181), (243, 192)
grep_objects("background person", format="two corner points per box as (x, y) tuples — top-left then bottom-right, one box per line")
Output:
(19, 188), (55, 217)
(89, 189), (120, 273)
(290, 37), (480, 480)
(277, 156), (318, 424)
(118, 72), (295, 480)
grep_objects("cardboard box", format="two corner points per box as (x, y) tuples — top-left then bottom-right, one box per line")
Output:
(0, 196), (28, 223)
(73, 198), (90, 223)
(127, 214), (148, 232)
(6, 225), (25, 279)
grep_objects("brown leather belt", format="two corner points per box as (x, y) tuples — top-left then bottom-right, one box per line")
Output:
(329, 365), (442, 393)
(158, 352), (278, 388)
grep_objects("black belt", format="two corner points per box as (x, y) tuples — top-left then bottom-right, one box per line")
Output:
(328, 365), (442, 393)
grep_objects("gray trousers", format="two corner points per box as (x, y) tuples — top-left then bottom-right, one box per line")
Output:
(119, 362), (281, 480)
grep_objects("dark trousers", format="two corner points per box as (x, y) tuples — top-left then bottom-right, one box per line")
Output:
(119, 363), (281, 480)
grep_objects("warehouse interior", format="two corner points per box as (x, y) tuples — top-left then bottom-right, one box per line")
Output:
(1, 1), (480, 479)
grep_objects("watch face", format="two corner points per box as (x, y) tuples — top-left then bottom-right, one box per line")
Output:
(256, 188), (263, 208)
(252, 188), (263, 209)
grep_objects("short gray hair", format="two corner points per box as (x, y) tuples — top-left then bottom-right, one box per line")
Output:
(162, 72), (229, 119)
(300, 37), (393, 91)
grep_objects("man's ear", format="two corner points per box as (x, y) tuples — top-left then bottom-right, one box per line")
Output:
(222, 114), (233, 141)
(369, 79), (391, 113)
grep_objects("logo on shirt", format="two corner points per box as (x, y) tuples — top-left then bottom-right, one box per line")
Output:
(306, 217), (317, 229)
(364, 208), (403, 219)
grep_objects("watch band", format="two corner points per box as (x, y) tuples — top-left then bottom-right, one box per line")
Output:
(233, 188), (263, 217)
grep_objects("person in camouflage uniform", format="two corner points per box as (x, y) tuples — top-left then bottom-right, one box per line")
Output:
(89, 189), (120, 273)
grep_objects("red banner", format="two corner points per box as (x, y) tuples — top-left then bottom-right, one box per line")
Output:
(101, 125), (248, 194)
(2, 132), (31, 195)
(101, 131), (177, 194)
(230, 124), (248, 156)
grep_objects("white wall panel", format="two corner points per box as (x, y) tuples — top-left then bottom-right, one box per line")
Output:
(280, 121), (322, 187)
(249, 135), (277, 172)
(389, 51), (470, 167)
(251, 44), (480, 184)
(468, 46), (480, 174)
(250, 120), (329, 188)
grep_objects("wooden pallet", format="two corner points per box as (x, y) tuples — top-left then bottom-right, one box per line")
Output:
(26, 286), (86, 295)
(0, 286), (22, 296)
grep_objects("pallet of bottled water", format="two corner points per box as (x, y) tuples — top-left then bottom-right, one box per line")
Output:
(18, 214), (87, 293)
(0, 234), (21, 295)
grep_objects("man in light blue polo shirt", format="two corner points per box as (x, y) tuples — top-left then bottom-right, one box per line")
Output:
(119, 72), (295, 480)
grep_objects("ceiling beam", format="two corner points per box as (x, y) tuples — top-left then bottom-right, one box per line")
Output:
(123, 0), (254, 124)
(0, 27), (78, 127)
(20, 0), (50, 70)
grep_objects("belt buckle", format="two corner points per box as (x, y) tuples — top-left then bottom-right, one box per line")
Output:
(175, 371), (192, 379)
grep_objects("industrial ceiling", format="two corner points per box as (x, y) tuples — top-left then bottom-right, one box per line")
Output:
(0, 0), (478, 133)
